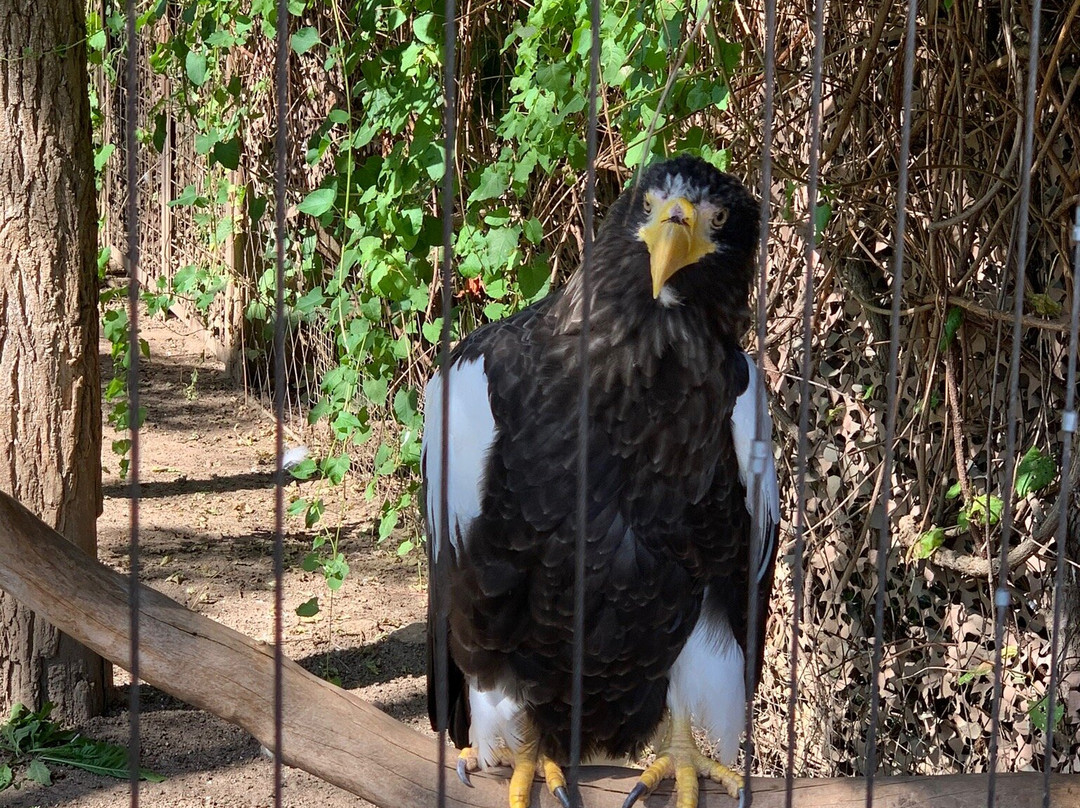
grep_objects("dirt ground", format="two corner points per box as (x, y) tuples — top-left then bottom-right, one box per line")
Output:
(2, 318), (433, 808)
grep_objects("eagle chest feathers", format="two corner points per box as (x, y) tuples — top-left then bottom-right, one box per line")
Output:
(424, 156), (779, 801)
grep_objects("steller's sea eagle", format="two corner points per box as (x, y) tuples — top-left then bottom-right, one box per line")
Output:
(423, 155), (779, 808)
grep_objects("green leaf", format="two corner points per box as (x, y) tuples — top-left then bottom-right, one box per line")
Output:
(469, 163), (510, 203)
(379, 509), (399, 540)
(958, 660), (993, 685)
(1015, 446), (1055, 498)
(0, 762), (12, 790)
(966, 494), (1004, 526)
(94, 143), (115, 173)
(523, 217), (543, 244)
(288, 458), (317, 480)
(295, 597), (320, 617)
(298, 187), (336, 216)
(211, 137), (241, 170)
(25, 757), (51, 785)
(938, 306), (964, 351)
(185, 50), (208, 86)
(320, 453), (351, 485)
(517, 260), (550, 302)
(1029, 694), (1065, 733)
(813, 200), (832, 244)
(362, 376), (388, 406)
(397, 539), (415, 556)
(413, 13), (438, 44)
(291, 26), (321, 54)
(912, 527), (946, 560)
(945, 481), (962, 499)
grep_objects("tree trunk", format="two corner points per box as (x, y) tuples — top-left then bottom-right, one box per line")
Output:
(0, 0), (105, 722)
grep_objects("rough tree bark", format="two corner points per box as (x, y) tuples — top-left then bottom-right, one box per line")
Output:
(0, 0), (105, 721)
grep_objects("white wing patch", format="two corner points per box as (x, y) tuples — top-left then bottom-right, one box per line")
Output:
(667, 603), (745, 763)
(422, 357), (497, 555)
(730, 352), (779, 584)
(468, 684), (524, 767)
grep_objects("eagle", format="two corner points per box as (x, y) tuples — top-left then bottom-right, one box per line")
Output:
(422, 155), (779, 808)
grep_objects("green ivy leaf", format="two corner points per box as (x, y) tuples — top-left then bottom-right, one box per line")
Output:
(813, 200), (832, 244)
(320, 453), (351, 485)
(1015, 446), (1055, 498)
(94, 143), (115, 173)
(945, 481), (962, 499)
(288, 458), (317, 480)
(295, 597), (320, 617)
(298, 188), (336, 216)
(469, 164), (510, 203)
(1029, 694), (1065, 733)
(966, 494), (1003, 527)
(413, 13), (439, 44)
(211, 137), (241, 170)
(185, 50), (208, 86)
(291, 26), (321, 55)
(912, 527), (946, 560)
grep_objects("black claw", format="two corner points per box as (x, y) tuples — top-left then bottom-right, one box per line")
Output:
(457, 757), (473, 787)
(553, 785), (572, 808)
(621, 782), (647, 808)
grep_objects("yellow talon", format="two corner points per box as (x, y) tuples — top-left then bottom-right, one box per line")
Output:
(625, 713), (743, 808)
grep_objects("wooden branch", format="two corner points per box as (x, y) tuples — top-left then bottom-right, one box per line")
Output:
(0, 489), (1077, 807)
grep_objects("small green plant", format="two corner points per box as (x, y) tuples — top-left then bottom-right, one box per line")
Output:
(1028, 693), (1065, 733)
(0, 703), (163, 792)
(914, 446), (1056, 562)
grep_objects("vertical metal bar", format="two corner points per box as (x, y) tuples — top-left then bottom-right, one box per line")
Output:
(434, 0), (458, 804)
(569, 0), (600, 804)
(988, 3), (1041, 803)
(787, 0), (827, 798)
(124, 0), (141, 802)
(272, 0), (288, 806)
(864, 3), (918, 804)
(743, 0), (777, 803)
(1042, 207), (1080, 805)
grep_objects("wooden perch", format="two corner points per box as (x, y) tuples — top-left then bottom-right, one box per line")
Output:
(0, 489), (1077, 807)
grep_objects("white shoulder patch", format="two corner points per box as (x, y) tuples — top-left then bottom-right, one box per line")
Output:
(667, 603), (745, 763)
(730, 352), (779, 583)
(422, 357), (497, 555)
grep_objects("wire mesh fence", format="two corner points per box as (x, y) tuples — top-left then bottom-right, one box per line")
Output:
(87, 0), (1080, 805)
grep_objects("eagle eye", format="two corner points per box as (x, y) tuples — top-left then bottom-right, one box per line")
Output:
(711, 207), (729, 230)
(642, 196), (653, 215)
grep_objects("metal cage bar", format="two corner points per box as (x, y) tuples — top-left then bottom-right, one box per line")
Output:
(864, 1), (919, 804)
(271, 0), (290, 805)
(124, 0), (142, 802)
(988, 2), (1043, 804)
(432, 0), (459, 804)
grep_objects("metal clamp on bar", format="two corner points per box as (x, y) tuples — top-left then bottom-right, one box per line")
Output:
(1072, 205), (1080, 243)
(1064, 410), (1078, 434)
(750, 440), (770, 475)
(995, 587), (1011, 609)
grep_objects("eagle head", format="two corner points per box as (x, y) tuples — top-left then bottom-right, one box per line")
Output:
(600, 156), (759, 317)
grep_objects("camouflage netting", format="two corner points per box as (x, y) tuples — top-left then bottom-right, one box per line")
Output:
(725, 0), (1080, 777)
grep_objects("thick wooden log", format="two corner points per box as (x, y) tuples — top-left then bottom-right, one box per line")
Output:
(0, 488), (1077, 807)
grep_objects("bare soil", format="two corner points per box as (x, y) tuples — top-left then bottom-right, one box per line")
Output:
(2, 318), (432, 808)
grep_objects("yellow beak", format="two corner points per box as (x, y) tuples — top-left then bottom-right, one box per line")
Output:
(638, 197), (716, 298)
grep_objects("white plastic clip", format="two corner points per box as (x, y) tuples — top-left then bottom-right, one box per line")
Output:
(995, 588), (1011, 609)
(750, 440), (769, 476)
(1064, 410), (1078, 434)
